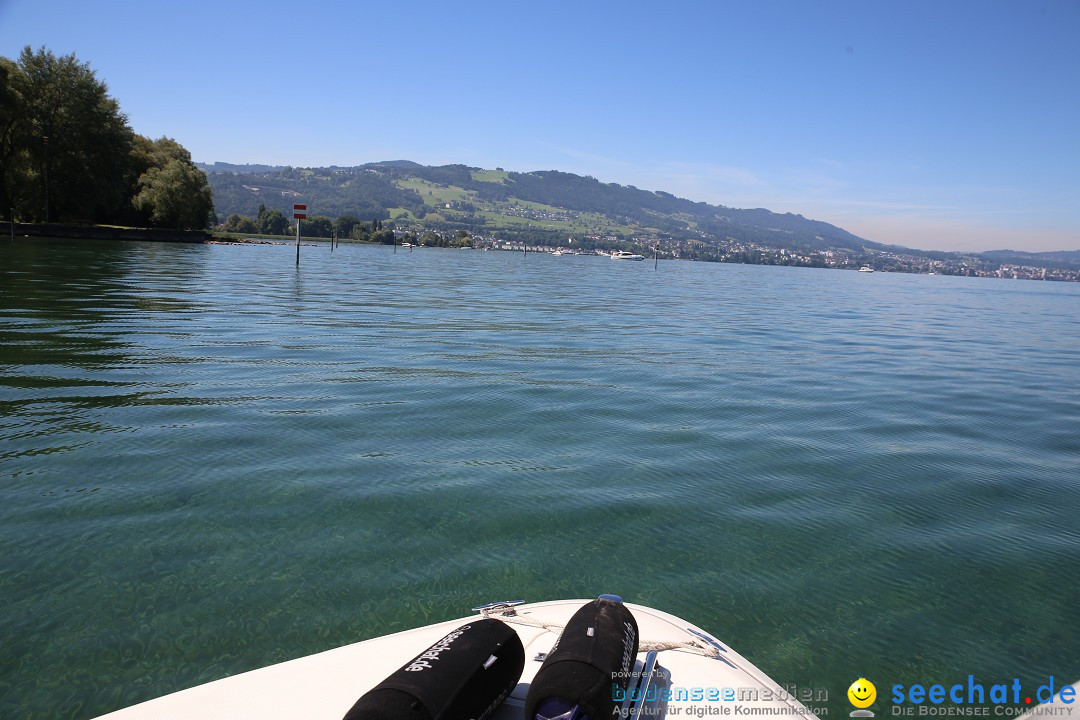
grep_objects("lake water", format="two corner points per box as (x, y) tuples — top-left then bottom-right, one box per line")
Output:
(2, 238), (1079, 719)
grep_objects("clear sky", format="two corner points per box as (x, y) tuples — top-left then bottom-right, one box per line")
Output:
(2, 0), (1078, 252)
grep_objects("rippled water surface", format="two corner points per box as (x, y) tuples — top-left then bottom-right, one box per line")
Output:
(2, 238), (1079, 718)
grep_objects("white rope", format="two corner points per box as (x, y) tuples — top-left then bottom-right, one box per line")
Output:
(639, 639), (719, 657)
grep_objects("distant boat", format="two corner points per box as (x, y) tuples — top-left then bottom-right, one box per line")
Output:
(611, 250), (645, 261)
(858, 266), (874, 273)
(552, 250), (563, 256)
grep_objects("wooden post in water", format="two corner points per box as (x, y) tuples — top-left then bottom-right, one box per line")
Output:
(654, 244), (658, 269)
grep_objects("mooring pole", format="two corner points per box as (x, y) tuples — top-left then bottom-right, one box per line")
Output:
(292, 203), (307, 266)
(654, 244), (658, 270)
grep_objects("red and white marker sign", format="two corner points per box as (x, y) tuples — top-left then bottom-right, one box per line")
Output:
(293, 203), (307, 220)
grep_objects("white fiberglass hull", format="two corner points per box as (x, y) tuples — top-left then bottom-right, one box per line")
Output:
(93, 599), (813, 720)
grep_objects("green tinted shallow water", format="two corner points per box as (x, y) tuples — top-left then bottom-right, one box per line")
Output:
(1, 238), (1079, 718)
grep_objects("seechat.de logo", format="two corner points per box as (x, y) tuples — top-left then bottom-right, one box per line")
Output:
(850, 678), (878, 717)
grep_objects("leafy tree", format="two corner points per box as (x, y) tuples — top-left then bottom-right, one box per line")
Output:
(1, 46), (212, 228)
(419, 231), (446, 247)
(12, 46), (134, 222)
(260, 209), (288, 235)
(0, 57), (30, 219)
(335, 214), (361, 238)
(131, 137), (213, 229)
(349, 222), (372, 242)
(254, 203), (288, 235)
(299, 215), (333, 238)
(224, 213), (257, 234)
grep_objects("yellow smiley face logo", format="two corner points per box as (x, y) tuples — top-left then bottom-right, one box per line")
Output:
(848, 678), (877, 708)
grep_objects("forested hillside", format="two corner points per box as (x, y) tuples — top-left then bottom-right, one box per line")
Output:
(202, 161), (879, 255)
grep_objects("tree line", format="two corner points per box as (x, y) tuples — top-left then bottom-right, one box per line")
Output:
(0, 46), (213, 229)
(221, 207), (396, 244)
(219, 207), (476, 249)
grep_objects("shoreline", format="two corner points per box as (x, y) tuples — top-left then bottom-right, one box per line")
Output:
(6, 222), (1078, 282)
(5, 222), (343, 248)
(4, 221), (211, 244)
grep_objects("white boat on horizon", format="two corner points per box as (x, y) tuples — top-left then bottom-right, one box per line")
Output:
(611, 250), (645, 261)
(92, 596), (814, 720)
(858, 266), (874, 273)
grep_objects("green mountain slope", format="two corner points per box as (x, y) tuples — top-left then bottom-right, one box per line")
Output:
(202, 161), (890, 256)
(200, 161), (1079, 278)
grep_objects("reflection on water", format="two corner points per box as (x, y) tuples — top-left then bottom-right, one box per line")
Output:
(1, 237), (1079, 719)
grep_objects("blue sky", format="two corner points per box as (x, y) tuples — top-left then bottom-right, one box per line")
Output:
(2, 0), (1078, 252)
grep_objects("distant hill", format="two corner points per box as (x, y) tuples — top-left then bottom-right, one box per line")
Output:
(977, 249), (1080, 271)
(202, 160), (890, 255)
(200, 160), (1079, 278)
(197, 162), (288, 175)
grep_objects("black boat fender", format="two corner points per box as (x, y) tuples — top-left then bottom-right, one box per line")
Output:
(343, 617), (525, 720)
(525, 595), (640, 720)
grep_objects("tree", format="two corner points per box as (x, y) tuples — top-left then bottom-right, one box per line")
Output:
(259, 209), (288, 235)
(13, 46), (134, 222)
(0, 57), (30, 219)
(254, 203), (288, 235)
(300, 215), (333, 238)
(349, 222), (372, 242)
(224, 213), (257, 234)
(335, 214), (361, 238)
(131, 137), (214, 229)
(419, 231), (445, 247)
(0, 46), (212, 227)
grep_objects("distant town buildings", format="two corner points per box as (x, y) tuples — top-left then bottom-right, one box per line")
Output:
(457, 233), (1080, 281)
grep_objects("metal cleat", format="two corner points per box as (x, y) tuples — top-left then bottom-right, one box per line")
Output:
(471, 600), (526, 617)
